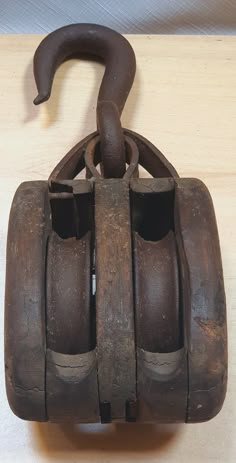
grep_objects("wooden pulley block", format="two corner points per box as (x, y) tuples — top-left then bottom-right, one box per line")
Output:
(5, 24), (227, 425)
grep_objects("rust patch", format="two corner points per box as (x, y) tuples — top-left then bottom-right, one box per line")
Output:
(194, 317), (223, 339)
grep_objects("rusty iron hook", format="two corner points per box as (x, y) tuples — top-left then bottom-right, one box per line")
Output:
(33, 23), (136, 178)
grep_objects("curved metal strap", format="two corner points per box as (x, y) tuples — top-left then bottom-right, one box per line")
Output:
(48, 130), (178, 186)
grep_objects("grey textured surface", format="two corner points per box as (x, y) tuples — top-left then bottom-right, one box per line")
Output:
(0, 0), (236, 34)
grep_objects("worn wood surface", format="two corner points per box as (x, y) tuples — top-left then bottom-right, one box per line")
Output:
(0, 34), (235, 462)
(95, 180), (136, 422)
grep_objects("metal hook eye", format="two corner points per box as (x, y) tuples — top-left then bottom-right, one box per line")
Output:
(84, 135), (139, 180)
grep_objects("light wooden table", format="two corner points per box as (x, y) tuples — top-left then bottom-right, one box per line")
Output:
(0, 34), (235, 463)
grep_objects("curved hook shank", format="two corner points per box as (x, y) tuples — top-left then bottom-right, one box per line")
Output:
(33, 23), (136, 115)
(33, 24), (136, 177)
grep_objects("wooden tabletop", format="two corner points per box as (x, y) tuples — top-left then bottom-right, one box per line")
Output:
(0, 34), (235, 462)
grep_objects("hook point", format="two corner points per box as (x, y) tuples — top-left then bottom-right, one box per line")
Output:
(33, 93), (50, 105)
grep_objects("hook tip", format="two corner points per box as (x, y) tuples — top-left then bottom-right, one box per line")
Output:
(33, 93), (50, 105)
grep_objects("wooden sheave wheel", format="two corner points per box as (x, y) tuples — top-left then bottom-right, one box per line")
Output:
(5, 181), (93, 421)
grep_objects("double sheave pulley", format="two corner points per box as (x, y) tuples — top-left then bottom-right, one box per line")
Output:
(5, 24), (227, 424)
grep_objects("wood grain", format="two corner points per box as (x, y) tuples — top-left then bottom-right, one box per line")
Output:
(95, 180), (136, 422)
(0, 34), (235, 462)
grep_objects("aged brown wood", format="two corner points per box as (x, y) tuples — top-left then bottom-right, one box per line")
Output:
(130, 177), (227, 422)
(46, 231), (92, 354)
(46, 349), (99, 423)
(175, 179), (227, 422)
(95, 179), (136, 422)
(45, 179), (100, 422)
(131, 178), (181, 353)
(131, 178), (187, 422)
(133, 231), (180, 353)
(5, 181), (50, 421)
(137, 348), (188, 423)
